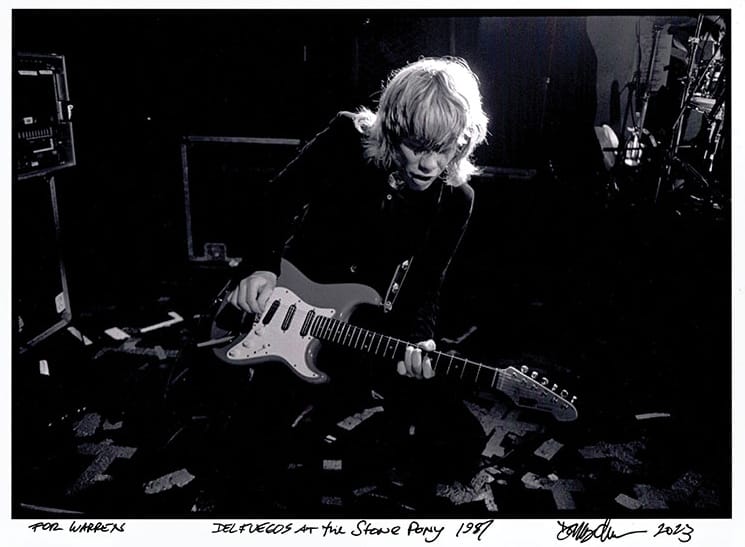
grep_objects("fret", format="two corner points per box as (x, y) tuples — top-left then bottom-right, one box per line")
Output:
(390, 339), (400, 360)
(432, 352), (443, 373)
(459, 358), (477, 383)
(446, 354), (454, 375)
(382, 339), (391, 358)
(318, 317), (329, 340)
(382, 338), (392, 358)
(490, 367), (499, 389)
(326, 317), (338, 340)
(472, 363), (495, 389)
(328, 318), (336, 340)
(360, 331), (371, 351)
(360, 329), (370, 350)
(332, 321), (343, 343)
(352, 327), (362, 348)
(374, 333), (383, 355)
(325, 318), (334, 341)
(316, 316), (327, 338)
(343, 323), (353, 347)
(311, 315), (322, 337)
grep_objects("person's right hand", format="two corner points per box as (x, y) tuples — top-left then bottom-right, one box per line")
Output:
(226, 271), (277, 315)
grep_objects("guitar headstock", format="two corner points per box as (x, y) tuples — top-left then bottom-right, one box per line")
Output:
(501, 366), (578, 422)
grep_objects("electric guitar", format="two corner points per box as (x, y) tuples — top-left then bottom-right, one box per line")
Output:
(210, 259), (578, 422)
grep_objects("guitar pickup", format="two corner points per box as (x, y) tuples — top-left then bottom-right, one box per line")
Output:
(281, 304), (297, 331)
(300, 310), (315, 337)
(262, 299), (281, 326)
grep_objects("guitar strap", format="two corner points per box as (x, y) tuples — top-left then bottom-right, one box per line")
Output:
(380, 180), (445, 313)
(382, 256), (413, 313)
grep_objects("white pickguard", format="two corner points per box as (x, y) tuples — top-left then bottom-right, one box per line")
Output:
(224, 287), (335, 381)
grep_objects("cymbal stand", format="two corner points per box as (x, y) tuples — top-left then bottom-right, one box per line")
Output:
(655, 14), (714, 202)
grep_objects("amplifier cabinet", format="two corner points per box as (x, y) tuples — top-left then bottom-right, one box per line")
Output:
(14, 52), (76, 180)
(181, 136), (300, 265)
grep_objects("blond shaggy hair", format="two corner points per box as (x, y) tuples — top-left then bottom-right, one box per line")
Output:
(353, 57), (488, 186)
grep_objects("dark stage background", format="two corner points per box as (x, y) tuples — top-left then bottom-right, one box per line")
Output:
(13, 11), (607, 306)
(11, 10), (731, 515)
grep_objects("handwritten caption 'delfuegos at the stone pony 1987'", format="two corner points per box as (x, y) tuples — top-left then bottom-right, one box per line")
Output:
(26, 519), (494, 542)
(210, 520), (494, 542)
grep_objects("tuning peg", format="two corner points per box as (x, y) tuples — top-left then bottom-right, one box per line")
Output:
(541, 377), (549, 386)
(560, 389), (569, 398)
(570, 395), (578, 404)
(530, 371), (539, 379)
(520, 365), (529, 374)
(552, 383), (559, 392)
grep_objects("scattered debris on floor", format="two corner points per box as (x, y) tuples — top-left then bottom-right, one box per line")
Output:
(68, 440), (137, 495)
(73, 412), (101, 438)
(144, 469), (196, 495)
(13, 300), (726, 517)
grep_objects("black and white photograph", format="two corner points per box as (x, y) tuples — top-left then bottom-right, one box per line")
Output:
(6, 6), (738, 543)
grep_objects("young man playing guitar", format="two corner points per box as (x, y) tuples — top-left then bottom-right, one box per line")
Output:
(222, 57), (490, 486)
(229, 56), (487, 378)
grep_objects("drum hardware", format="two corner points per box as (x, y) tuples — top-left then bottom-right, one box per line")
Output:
(655, 14), (726, 204)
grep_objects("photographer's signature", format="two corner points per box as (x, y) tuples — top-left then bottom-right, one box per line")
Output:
(556, 519), (694, 543)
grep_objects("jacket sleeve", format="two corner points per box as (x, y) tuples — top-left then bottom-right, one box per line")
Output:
(237, 112), (358, 277)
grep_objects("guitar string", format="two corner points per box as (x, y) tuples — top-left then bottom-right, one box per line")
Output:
(254, 301), (574, 405)
(246, 299), (574, 405)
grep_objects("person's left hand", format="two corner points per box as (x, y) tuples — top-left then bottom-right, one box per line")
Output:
(397, 339), (436, 379)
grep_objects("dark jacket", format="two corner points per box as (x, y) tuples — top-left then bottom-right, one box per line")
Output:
(243, 111), (474, 342)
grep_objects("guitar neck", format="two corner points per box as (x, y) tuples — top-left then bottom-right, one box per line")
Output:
(309, 314), (503, 390)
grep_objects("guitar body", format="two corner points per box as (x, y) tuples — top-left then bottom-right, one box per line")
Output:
(211, 259), (579, 421)
(211, 259), (382, 384)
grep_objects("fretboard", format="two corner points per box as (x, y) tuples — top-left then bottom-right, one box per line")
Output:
(309, 314), (503, 390)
